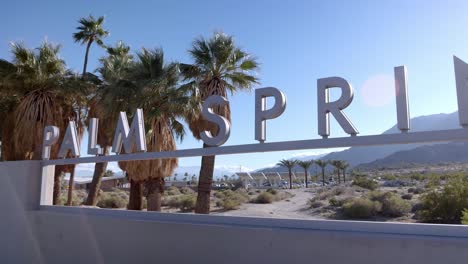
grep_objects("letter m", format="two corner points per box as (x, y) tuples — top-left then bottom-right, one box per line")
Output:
(111, 109), (147, 154)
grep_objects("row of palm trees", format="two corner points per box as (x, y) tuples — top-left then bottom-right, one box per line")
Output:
(0, 15), (259, 214)
(277, 159), (350, 189)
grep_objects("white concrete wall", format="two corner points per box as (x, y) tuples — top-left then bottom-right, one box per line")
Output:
(1, 160), (468, 264)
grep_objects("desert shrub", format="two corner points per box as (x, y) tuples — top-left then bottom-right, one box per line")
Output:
(248, 191), (255, 195)
(180, 186), (194, 194)
(254, 192), (274, 204)
(419, 175), (468, 224)
(217, 199), (241, 210)
(57, 189), (88, 206)
(329, 197), (348, 207)
(332, 186), (346, 196)
(266, 188), (278, 195)
(382, 174), (397, 181)
(309, 200), (324, 208)
(215, 189), (249, 210)
(166, 186), (181, 196)
(462, 209), (468, 225)
(255, 190), (261, 193)
(409, 173), (425, 181)
(343, 198), (381, 219)
(381, 194), (411, 217)
(166, 194), (196, 212)
(401, 194), (413, 200)
(97, 190), (128, 208)
(367, 190), (388, 202)
(312, 189), (334, 201)
(352, 176), (378, 190)
(368, 191), (411, 217)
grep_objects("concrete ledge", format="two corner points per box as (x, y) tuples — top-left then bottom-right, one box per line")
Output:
(40, 205), (468, 239)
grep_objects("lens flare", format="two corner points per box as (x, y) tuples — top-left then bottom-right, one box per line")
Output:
(360, 74), (394, 107)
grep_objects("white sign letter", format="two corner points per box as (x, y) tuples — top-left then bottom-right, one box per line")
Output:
(112, 109), (147, 154)
(395, 66), (410, 132)
(200, 95), (231, 146)
(58, 121), (80, 158)
(317, 77), (358, 138)
(42, 126), (60, 160)
(255, 87), (287, 143)
(454, 56), (468, 128)
(88, 118), (103, 155)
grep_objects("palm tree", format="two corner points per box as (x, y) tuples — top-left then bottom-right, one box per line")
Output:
(330, 160), (341, 184)
(122, 48), (193, 211)
(297, 160), (313, 188)
(0, 41), (87, 204)
(73, 15), (109, 77)
(315, 160), (328, 186)
(85, 41), (135, 206)
(277, 159), (297, 189)
(181, 32), (259, 214)
(339, 161), (350, 183)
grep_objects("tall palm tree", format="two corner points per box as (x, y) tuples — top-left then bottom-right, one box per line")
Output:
(85, 41), (136, 206)
(315, 160), (328, 186)
(297, 160), (313, 188)
(0, 41), (87, 204)
(277, 159), (297, 189)
(73, 15), (109, 77)
(181, 32), (259, 214)
(122, 48), (193, 211)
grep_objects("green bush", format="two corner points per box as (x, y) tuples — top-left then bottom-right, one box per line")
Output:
(166, 186), (181, 196)
(419, 175), (468, 224)
(352, 176), (378, 190)
(180, 186), (195, 194)
(266, 188), (278, 195)
(368, 191), (411, 217)
(166, 194), (196, 212)
(462, 209), (468, 225)
(329, 197), (347, 207)
(381, 194), (411, 217)
(409, 173), (425, 181)
(97, 190), (128, 208)
(382, 174), (397, 181)
(254, 192), (274, 204)
(343, 198), (381, 219)
(215, 189), (249, 211)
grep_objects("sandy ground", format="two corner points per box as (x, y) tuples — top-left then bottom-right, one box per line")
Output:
(212, 189), (324, 220)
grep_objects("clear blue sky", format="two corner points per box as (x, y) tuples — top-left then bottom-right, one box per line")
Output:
(3, 0), (468, 174)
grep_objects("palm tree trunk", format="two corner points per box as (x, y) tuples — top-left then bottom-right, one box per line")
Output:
(322, 168), (325, 186)
(53, 167), (62, 205)
(304, 170), (308, 188)
(66, 170), (75, 206)
(195, 143), (215, 214)
(82, 40), (93, 77)
(146, 178), (165, 211)
(84, 147), (109, 206)
(128, 179), (143, 210)
(343, 169), (346, 183)
(337, 169), (341, 184)
(288, 169), (292, 189)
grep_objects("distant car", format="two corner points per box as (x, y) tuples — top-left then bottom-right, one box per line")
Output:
(262, 182), (272, 187)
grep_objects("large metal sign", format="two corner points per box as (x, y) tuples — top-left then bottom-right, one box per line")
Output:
(41, 56), (468, 166)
